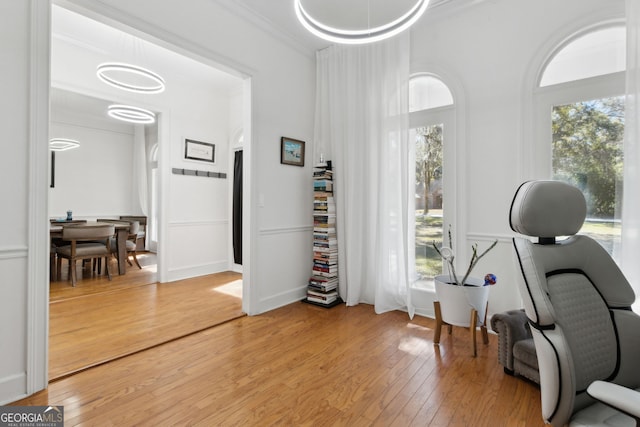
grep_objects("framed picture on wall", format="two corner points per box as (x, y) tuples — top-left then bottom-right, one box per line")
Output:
(280, 137), (305, 167)
(185, 139), (215, 163)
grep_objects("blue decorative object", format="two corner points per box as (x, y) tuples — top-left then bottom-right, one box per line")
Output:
(66, 210), (72, 221)
(484, 273), (497, 286)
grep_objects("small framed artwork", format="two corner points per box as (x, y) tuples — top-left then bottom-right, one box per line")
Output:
(280, 137), (305, 167)
(185, 139), (215, 163)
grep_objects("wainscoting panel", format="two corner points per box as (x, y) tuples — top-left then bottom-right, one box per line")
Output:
(166, 220), (229, 282)
(0, 250), (28, 404)
(255, 225), (313, 313)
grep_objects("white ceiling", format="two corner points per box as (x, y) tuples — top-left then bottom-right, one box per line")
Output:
(50, 0), (459, 119)
(224, 0), (455, 52)
(50, 4), (243, 122)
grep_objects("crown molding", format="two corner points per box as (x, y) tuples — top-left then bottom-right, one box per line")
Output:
(215, 0), (320, 58)
(217, 0), (471, 56)
(55, 0), (256, 78)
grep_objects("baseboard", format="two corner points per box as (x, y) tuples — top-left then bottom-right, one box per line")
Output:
(0, 373), (26, 405)
(412, 306), (436, 319)
(166, 260), (228, 282)
(257, 286), (307, 314)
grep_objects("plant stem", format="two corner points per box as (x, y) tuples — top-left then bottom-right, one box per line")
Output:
(432, 224), (497, 286)
(460, 240), (498, 286)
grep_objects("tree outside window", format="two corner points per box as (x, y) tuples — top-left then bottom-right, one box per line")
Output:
(414, 124), (443, 279)
(552, 96), (624, 254)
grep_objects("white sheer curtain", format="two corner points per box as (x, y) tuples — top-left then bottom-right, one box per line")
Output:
(314, 33), (413, 315)
(133, 124), (148, 216)
(622, 0), (640, 312)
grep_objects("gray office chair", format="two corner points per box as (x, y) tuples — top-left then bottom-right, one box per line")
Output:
(509, 180), (640, 427)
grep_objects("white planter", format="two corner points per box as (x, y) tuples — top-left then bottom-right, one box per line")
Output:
(434, 275), (490, 327)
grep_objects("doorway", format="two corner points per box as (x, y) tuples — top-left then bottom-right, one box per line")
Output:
(48, 2), (249, 380)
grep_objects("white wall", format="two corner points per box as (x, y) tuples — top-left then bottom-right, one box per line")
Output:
(4, 0), (624, 405)
(0, 0), (31, 405)
(409, 0), (625, 318)
(50, 3), (244, 281)
(0, 0), (50, 405)
(164, 77), (235, 280)
(1, 0), (316, 404)
(71, 0), (317, 311)
(49, 115), (135, 218)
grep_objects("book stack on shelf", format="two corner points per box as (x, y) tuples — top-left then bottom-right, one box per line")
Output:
(305, 162), (342, 307)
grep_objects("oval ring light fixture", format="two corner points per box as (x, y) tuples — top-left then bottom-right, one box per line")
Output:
(294, 0), (429, 45)
(108, 105), (156, 124)
(97, 62), (165, 94)
(49, 138), (80, 151)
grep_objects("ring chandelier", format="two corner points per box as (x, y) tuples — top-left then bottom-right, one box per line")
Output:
(294, 0), (429, 44)
(97, 62), (165, 94)
(107, 105), (156, 124)
(50, 138), (80, 151)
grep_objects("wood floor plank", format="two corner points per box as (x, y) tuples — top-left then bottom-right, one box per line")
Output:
(14, 302), (544, 426)
(49, 252), (158, 302)
(49, 258), (244, 380)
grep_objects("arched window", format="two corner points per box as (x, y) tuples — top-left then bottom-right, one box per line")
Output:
(540, 26), (625, 87)
(409, 73), (455, 285)
(409, 74), (454, 111)
(535, 24), (625, 259)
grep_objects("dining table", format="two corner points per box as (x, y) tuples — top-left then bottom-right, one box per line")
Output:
(50, 220), (131, 275)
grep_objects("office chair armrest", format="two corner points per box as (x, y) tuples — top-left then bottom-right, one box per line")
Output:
(587, 380), (640, 419)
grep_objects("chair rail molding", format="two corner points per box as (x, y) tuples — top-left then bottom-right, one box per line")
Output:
(259, 225), (312, 236)
(168, 219), (228, 228)
(0, 247), (29, 260)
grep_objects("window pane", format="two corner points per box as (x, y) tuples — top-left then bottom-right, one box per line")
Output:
(409, 75), (453, 112)
(541, 26), (625, 87)
(150, 168), (158, 243)
(552, 96), (624, 257)
(413, 124), (444, 279)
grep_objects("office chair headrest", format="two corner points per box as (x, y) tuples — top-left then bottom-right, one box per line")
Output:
(509, 180), (586, 239)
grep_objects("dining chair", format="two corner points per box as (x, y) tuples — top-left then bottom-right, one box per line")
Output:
(110, 220), (142, 269)
(119, 215), (147, 251)
(56, 223), (115, 286)
(50, 243), (57, 282)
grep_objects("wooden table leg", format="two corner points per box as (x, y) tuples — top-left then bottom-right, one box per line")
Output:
(116, 227), (127, 275)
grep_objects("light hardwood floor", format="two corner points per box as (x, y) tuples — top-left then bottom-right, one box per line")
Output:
(16, 293), (544, 426)
(49, 252), (159, 302)
(48, 253), (245, 380)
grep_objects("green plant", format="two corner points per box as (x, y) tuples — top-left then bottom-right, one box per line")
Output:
(432, 225), (497, 286)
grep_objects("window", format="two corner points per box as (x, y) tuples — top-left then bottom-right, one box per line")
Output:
(412, 125), (443, 280)
(537, 24), (625, 258)
(551, 97), (624, 254)
(540, 26), (625, 87)
(149, 143), (159, 252)
(409, 74), (454, 284)
(410, 74), (454, 112)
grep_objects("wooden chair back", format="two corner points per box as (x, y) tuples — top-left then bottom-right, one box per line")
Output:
(62, 224), (115, 242)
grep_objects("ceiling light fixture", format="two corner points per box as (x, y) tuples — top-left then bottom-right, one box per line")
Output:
(107, 104), (156, 124)
(294, 0), (429, 45)
(97, 62), (165, 94)
(49, 138), (80, 151)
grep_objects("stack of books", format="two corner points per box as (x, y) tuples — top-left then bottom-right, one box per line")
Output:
(305, 162), (341, 307)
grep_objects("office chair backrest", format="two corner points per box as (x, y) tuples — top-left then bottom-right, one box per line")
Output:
(509, 180), (639, 426)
